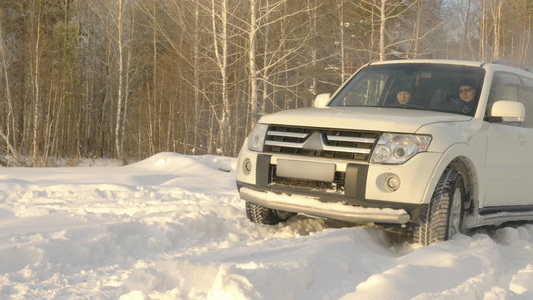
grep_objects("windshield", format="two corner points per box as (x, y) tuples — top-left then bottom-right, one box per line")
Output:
(329, 63), (485, 116)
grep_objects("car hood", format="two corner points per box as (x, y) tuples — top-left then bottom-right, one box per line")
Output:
(258, 107), (472, 133)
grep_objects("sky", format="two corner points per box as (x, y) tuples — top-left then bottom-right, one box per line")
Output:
(0, 152), (532, 299)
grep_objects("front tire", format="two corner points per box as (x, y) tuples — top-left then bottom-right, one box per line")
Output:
(413, 168), (466, 246)
(245, 202), (295, 225)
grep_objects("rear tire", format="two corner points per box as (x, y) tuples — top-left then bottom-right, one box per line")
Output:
(413, 168), (465, 246)
(245, 202), (295, 225)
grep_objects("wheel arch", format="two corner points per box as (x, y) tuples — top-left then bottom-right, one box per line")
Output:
(447, 157), (478, 220)
(423, 144), (481, 221)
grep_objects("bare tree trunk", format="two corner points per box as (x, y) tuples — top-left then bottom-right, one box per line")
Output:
(379, 0), (386, 61)
(308, 0), (318, 101)
(32, 0), (42, 166)
(338, 0), (346, 81)
(193, 1), (201, 154)
(261, 0), (271, 117)
(410, 0), (423, 58)
(249, 0), (259, 127)
(491, 0), (502, 60)
(210, 0), (231, 155)
(147, 82), (155, 156)
(369, 2), (376, 61)
(480, 0), (486, 61)
(521, 11), (532, 63)
(43, 57), (56, 166)
(115, 0), (125, 164)
(0, 130), (20, 164)
(121, 50), (132, 164)
(152, 0), (157, 155)
(0, 14), (17, 164)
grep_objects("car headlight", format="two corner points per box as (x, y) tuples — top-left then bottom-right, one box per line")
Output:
(248, 124), (268, 151)
(370, 133), (431, 164)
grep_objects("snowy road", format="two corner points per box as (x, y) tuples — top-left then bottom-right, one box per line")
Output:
(0, 153), (532, 299)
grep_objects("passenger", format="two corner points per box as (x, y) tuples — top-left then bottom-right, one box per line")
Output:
(455, 78), (478, 114)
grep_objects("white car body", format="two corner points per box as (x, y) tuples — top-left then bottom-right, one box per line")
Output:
(236, 59), (533, 243)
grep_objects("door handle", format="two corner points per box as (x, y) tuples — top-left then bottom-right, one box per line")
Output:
(518, 134), (527, 145)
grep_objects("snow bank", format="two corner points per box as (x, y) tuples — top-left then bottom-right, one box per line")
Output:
(0, 152), (532, 299)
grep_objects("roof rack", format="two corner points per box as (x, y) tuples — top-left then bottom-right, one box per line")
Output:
(492, 59), (533, 73)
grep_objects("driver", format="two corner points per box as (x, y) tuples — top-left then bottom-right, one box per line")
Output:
(396, 88), (412, 105)
(390, 84), (413, 105)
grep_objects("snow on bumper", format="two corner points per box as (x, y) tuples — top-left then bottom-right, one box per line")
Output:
(240, 187), (410, 224)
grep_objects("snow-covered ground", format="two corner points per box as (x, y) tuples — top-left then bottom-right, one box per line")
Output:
(0, 152), (532, 299)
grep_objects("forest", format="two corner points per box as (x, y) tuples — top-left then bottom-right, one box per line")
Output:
(0, 0), (532, 166)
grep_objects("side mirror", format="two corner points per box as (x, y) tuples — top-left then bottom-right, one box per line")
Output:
(488, 100), (525, 123)
(313, 93), (331, 108)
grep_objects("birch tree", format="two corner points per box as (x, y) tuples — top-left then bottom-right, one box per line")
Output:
(113, 0), (127, 164)
(0, 11), (18, 164)
(30, 0), (43, 166)
(209, 0), (233, 154)
(249, 0), (259, 126)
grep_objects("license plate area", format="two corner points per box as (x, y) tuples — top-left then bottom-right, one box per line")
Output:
(276, 159), (336, 182)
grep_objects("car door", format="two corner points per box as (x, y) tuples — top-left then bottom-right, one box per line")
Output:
(484, 73), (533, 209)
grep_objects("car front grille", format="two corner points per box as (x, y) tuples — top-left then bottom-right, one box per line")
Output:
(264, 125), (379, 161)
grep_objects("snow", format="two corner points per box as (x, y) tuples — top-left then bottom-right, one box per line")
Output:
(0, 152), (532, 299)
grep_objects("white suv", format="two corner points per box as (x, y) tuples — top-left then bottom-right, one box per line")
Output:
(236, 59), (533, 245)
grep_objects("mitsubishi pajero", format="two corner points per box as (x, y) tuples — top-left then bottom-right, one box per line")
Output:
(236, 59), (533, 245)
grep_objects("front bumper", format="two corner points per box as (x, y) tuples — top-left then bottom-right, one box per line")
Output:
(236, 141), (437, 224)
(240, 187), (412, 224)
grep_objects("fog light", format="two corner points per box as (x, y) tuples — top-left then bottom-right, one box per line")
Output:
(385, 174), (401, 191)
(243, 158), (252, 175)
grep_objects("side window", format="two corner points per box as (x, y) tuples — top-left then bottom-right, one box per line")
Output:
(487, 73), (521, 116)
(489, 73), (520, 102)
(518, 77), (533, 128)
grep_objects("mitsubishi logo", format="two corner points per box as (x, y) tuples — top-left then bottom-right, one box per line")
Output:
(302, 132), (326, 151)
